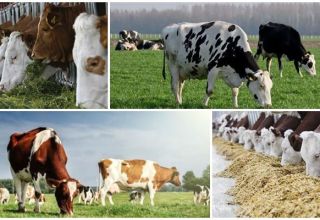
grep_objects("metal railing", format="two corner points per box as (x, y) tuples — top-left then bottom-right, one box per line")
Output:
(0, 2), (107, 88)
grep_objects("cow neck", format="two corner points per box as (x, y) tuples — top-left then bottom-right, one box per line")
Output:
(294, 112), (320, 135)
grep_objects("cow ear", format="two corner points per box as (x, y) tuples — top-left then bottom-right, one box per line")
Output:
(46, 12), (62, 29)
(246, 73), (257, 81)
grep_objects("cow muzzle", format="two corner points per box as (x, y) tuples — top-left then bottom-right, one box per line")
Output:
(85, 56), (105, 75)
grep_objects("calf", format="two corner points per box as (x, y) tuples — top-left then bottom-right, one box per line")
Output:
(73, 13), (108, 109)
(281, 112), (320, 165)
(119, 30), (140, 42)
(129, 190), (144, 204)
(0, 188), (10, 204)
(7, 127), (81, 215)
(254, 22), (316, 77)
(98, 159), (181, 206)
(193, 185), (210, 206)
(162, 21), (272, 107)
(78, 186), (94, 205)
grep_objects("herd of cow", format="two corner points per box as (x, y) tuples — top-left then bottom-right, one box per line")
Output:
(0, 127), (209, 216)
(161, 21), (316, 107)
(213, 111), (320, 177)
(0, 3), (107, 109)
(115, 29), (164, 51)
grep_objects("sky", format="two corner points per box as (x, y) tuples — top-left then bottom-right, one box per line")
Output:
(0, 111), (210, 186)
(111, 3), (197, 11)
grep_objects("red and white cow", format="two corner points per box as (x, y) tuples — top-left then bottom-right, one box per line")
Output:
(0, 188), (10, 204)
(7, 127), (81, 215)
(243, 112), (267, 150)
(98, 159), (181, 206)
(73, 12), (107, 109)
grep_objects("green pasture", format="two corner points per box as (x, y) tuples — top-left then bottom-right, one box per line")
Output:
(110, 44), (320, 109)
(0, 192), (209, 217)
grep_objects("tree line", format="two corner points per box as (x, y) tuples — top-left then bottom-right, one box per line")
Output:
(111, 3), (320, 35)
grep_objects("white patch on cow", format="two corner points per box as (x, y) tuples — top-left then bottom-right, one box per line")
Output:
(67, 181), (77, 201)
(0, 31), (32, 91)
(300, 131), (320, 177)
(73, 13), (108, 109)
(0, 37), (9, 79)
(31, 129), (58, 156)
(281, 130), (302, 165)
(243, 130), (256, 150)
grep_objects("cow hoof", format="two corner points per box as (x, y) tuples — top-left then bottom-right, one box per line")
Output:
(34, 207), (40, 213)
(18, 206), (26, 213)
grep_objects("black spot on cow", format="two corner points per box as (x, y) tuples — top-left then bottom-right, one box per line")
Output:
(192, 35), (207, 64)
(209, 45), (213, 54)
(186, 50), (193, 62)
(177, 30), (179, 36)
(228, 25), (236, 32)
(215, 33), (221, 40)
(165, 34), (169, 40)
(308, 62), (313, 68)
(215, 38), (222, 47)
(254, 94), (258, 99)
(197, 21), (215, 38)
(184, 29), (196, 52)
(206, 41), (209, 45)
(209, 50), (218, 61)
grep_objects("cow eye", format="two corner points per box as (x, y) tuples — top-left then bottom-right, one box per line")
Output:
(315, 154), (320, 159)
(260, 85), (265, 89)
(12, 56), (17, 60)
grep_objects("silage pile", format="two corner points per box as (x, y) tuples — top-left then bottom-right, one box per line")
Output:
(213, 137), (320, 217)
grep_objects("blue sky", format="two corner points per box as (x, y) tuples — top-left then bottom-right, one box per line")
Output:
(0, 111), (210, 186)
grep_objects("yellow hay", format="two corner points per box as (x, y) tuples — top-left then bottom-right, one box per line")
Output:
(213, 137), (320, 217)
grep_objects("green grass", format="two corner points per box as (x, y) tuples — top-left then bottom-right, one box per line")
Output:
(0, 62), (77, 109)
(110, 47), (320, 109)
(0, 192), (209, 217)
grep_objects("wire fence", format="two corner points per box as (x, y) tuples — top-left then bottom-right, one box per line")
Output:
(0, 2), (107, 88)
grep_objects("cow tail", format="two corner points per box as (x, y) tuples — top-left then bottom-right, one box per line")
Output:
(98, 163), (102, 191)
(162, 49), (166, 80)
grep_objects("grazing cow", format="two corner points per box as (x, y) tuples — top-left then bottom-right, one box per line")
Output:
(0, 188), (10, 204)
(73, 13), (108, 109)
(32, 3), (86, 68)
(0, 37), (9, 79)
(193, 185), (210, 206)
(7, 127), (81, 215)
(98, 159), (181, 206)
(254, 22), (316, 77)
(78, 186), (94, 205)
(129, 190), (144, 204)
(300, 125), (320, 177)
(162, 21), (272, 107)
(119, 30), (140, 42)
(281, 112), (320, 165)
(0, 16), (41, 91)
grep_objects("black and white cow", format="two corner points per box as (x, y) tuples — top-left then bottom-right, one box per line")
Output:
(136, 39), (164, 50)
(129, 190), (144, 204)
(119, 30), (140, 42)
(115, 40), (137, 51)
(254, 22), (316, 78)
(162, 21), (273, 107)
(78, 186), (94, 205)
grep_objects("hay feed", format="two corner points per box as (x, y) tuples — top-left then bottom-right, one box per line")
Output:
(213, 137), (320, 217)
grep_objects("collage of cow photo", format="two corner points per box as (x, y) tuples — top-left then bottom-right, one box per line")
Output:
(1, 0), (320, 219)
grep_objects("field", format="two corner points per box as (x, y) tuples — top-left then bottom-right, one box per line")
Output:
(0, 192), (209, 218)
(110, 39), (320, 109)
(0, 63), (76, 109)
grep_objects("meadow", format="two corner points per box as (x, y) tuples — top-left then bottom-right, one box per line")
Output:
(110, 40), (320, 109)
(0, 192), (209, 218)
(0, 63), (76, 109)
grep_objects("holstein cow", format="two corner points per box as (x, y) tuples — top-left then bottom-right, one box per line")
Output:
(98, 159), (181, 206)
(162, 21), (273, 107)
(129, 190), (144, 204)
(78, 186), (94, 205)
(73, 13), (108, 109)
(0, 37), (9, 79)
(281, 112), (320, 165)
(32, 3), (86, 70)
(0, 16), (42, 91)
(119, 30), (140, 42)
(193, 185), (210, 206)
(7, 127), (81, 215)
(136, 39), (164, 50)
(254, 22), (316, 77)
(0, 188), (10, 204)
(300, 125), (320, 177)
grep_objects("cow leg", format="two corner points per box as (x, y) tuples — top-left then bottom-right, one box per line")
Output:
(139, 191), (145, 205)
(232, 88), (239, 108)
(78, 194), (82, 203)
(204, 68), (218, 106)
(148, 188), (156, 206)
(277, 56), (283, 78)
(178, 78), (185, 104)
(106, 192), (114, 205)
(169, 62), (182, 104)
(254, 42), (262, 60)
(32, 179), (42, 213)
(266, 57), (272, 73)
(294, 60), (303, 77)
(13, 175), (25, 212)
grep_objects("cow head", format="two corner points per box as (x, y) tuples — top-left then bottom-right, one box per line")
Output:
(170, 167), (181, 186)
(281, 130), (302, 165)
(0, 32), (32, 92)
(32, 4), (85, 63)
(0, 37), (9, 79)
(48, 178), (82, 216)
(300, 131), (320, 177)
(247, 71), (273, 108)
(301, 52), (316, 76)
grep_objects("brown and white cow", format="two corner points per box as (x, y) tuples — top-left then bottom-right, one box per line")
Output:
(98, 159), (181, 206)
(7, 127), (81, 215)
(281, 112), (320, 165)
(32, 3), (86, 68)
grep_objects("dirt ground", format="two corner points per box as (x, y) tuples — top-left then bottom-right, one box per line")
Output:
(213, 137), (320, 218)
